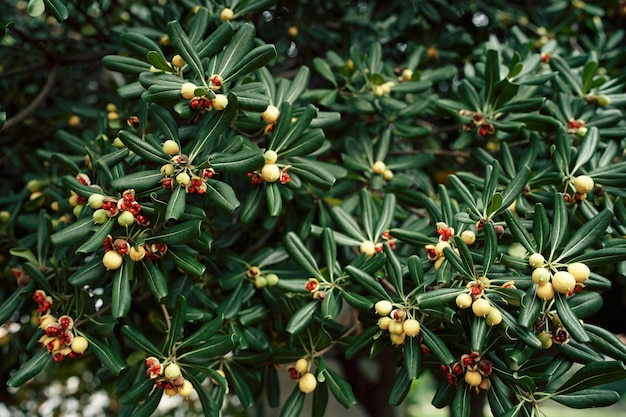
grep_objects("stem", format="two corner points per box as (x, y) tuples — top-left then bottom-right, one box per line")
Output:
(313, 322), (361, 358)
(161, 303), (172, 333)
(1, 64), (59, 132)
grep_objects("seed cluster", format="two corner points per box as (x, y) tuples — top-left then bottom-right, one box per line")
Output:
(34, 290), (88, 362)
(460, 109), (496, 137)
(375, 301), (421, 346)
(245, 265), (280, 288)
(145, 358), (194, 398)
(440, 352), (492, 391)
(102, 235), (167, 270)
(455, 279), (503, 326)
(528, 253), (589, 300)
(287, 358), (317, 394)
(425, 222), (462, 270)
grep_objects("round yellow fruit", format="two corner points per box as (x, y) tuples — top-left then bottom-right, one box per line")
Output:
(465, 370), (483, 387)
(403, 319), (421, 337)
(461, 230), (476, 245)
(536, 282), (555, 300)
(261, 164), (281, 182)
(298, 372), (317, 394)
(171, 54), (185, 67)
(528, 253), (545, 268)
(294, 358), (309, 375)
(103, 250), (123, 270)
(360, 240), (376, 257)
(552, 271), (576, 294)
(388, 320), (404, 335)
(375, 300), (393, 316)
(485, 308), (502, 326)
(372, 161), (386, 174)
(162, 140), (180, 155)
(264, 150), (278, 164)
(212, 94), (229, 111)
(165, 363), (182, 380)
(180, 82), (197, 100)
(178, 380), (193, 397)
(262, 105), (280, 123)
(568, 262), (590, 283)
(471, 298), (492, 317)
(532, 268), (551, 285)
(456, 293), (473, 309)
(573, 175), (594, 194)
(220, 8), (235, 21)
(71, 336), (89, 354)
(378, 316), (391, 330)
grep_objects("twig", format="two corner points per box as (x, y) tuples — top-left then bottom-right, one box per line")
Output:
(1, 64), (59, 131)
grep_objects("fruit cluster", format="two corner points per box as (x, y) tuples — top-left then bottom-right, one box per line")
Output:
(375, 300), (421, 346)
(569, 174), (595, 203)
(245, 265), (280, 288)
(34, 291), (88, 362)
(372, 81), (395, 97)
(455, 279), (503, 326)
(180, 74), (229, 114)
(160, 148), (216, 195)
(460, 109), (496, 137)
(528, 253), (590, 300)
(567, 118), (588, 137)
(91, 189), (150, 227)
(371, 160), (394, 181)
(287, 358), (317, 394)
(440, 352), (492, 391)
(261, 105), (279, 135)
(145, 358), (194, 398)
(248, 149), (291, 185)
(102, 236), (168, 270)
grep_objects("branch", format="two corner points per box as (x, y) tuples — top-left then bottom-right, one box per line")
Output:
(1, 64), (59, 132)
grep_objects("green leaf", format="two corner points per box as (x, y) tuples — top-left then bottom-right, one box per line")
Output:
(112, 261), (132, 319)
(344, 265), (388, 300)
(554, 292), (589, 343)
(374, 193), (396, 241)
(163, 295), (186, 354)
(197, 21), (233, 58)
(166, 247), (206, 278)
(178, 316), (224, 350)
(415, 288), (464, 309)
(533, 203), (550, 253)
(471, 315), (488, 352)
(178, 334), (235, 361)
(205, 178), (240, 213)
(442, 246), (474, 278)
(448, 175), (480, 217)
(145, 220), (201, 245)
(404, 334), (422, 380)
(323, 366), (357, 408)
(266, 182), (282, 217)
(569, 247), (626, 267)
(452, 385), (471, 417)
(119, 378), (154, 405)
(166, 21), (205, 81)
(552, 389), (620, 409)
(120, 325), (162, 357)
(22, 262), (53, 295)
(504, 210), (537, 254)
(345, 325), (378, 359)
(549, 193), (568, 260)
(208, 149), (264, 173)
(83, 334), (126, 375)
(288, 158), (337, 190)
(278, 129), (325, 159)
(188, 94), (237, 162)
(0, 283), (35, 324)
(321, 289), (341, 319)
(216, 23), (255, 77)
(76, 218), (115, 254)
(138, 260), (168, 302)
(186, 372), (219, 417)
(556, 209), (613, 262)
(482, 222), (497, 274)
(572, 126), (599, 173)
(388, 367), (412, 406)
(284, 232), (323, 279)
(50, 217), (93, 246)
(555, 361), (626, 395)
(223, 44), (277, 83)
(285, 301), (318, 334)
(165, 184), (186, 221)
(118, 130), (170, 165)
(518, 286), (541, 328)
(313, 57), (337, 87)
(280, 385), (305, 417)
(131, 386), (163, 417)
(500, 167), (531, 214)
(7, 349), (51, 387)
(420, 324), (455, 365)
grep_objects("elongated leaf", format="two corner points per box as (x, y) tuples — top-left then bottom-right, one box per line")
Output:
(471, 315), (488, 352)
(285, 301), (318, 334)
(500, 167), (531, 213)
(224, 44), (277, 83)
(178, 316), (224, 350)
(216, 23), (255, 77)
(533, 203), (550, 252)
(0, 283), (35, 324)
(131, 386), (163, 417)
(482, 222), (497, 274)
(420, 324), (455, 365)
(6, 349), (51, 387)
(278, 129), (325, 159)
(572, 126), (599, 173)
(283, 232), (323, 279)
(404, 334), (422, 380)
(415, 288), (464, 309)
(178, 334), (235, 361)
(208, 149), (264, 173)
(518, 286), (541, 328)
(344, 265), (388, 300)
(555, 361), (626, 395)
(138, 260), (168, 302)
(280, 385), (305, 417)
(84, 334), (126, 375)
(549, 193), (568, 260)
(22, 262), (53, 295)
(374, 193), (396, 240)
(144, 220), (201, 245)
(118, 130), (170, 165)
(323, 366), (357, 408)
(186, 372), (219, 417)
(388, 367), (412, 406)
(76, 218), (115, 254)
(119, 378), (153, 405)
(197, 21), (234, 58)
(345, 325), (378, 359)
(442, 246), (474, 278)
(484, 49), (501, 106)
(165, 184), (186, 221)
(188, 94), (238, 162)
(167, 21), (204, 81)
(166, 247), (206, 278)
(266, 182), (282, 217)
(163, 295), (186, 354)
(555, 292), (589, 343)
(205, 178), (240, 213)
(120, 325), (162, 357)
(504, 210), (537, 254)
(552, 389), (620, 408)
(556, 209), (613, 261)
(448, 175), (480, 217)
(452, 385), (471, 417)
(288, 159), (337, 190)
(112, 260), (132, 319)
(50, 217), (93, 246)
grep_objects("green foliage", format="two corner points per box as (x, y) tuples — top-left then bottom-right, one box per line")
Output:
(2, 1), (626, 417)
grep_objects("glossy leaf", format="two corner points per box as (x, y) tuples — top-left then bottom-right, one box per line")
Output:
(284, 232), (323, 279)
(7, 349), (51, 387)
(76, 218), (115, 254)
(112, 260), (132, 319)
(0, 283), (35, 324)
(344, 265), (388, 300)
(404, 334), (422, 380)
(554, 292), (589, 343)
(144, 220), (201, 245)
(50, 217), (93, 246)
(280, 385), (305, 417)
(322, 366), (357, 408)
(388, 367), (412, 406)
(120, 325), (162, 357)
(205, 178), (240, 213)
(68, 257), (106, 286)
(420, 324), (455, 365)
(285, 301), (318, 334)
(166, 21), (204, 81)
(84, 334), (126, 375)
(552, 389), (620, 409)
(556, 209), (613, 262)
(554, 361), (626, 395)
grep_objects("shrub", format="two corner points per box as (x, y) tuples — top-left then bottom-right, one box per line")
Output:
(2, 1), (626, 416)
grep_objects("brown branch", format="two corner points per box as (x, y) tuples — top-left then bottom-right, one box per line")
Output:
(1, 64), (59, 132)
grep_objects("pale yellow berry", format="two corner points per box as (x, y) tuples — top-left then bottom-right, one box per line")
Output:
(261, 164), (280, 182)
(262, 105), (280, 123)
(573, 175), (594, 194)
(360, 240), (376, 257)
(536, 282), (555, 300)
(403, 319), (421, 337)
(528, 253), (545, 268)
(456, 293), (473, 309)
(485, 308), (502, 326)
(298, 372), (317, 393)
(372, 161), (386, 174)
(180, 82), (197, 100)
(461, 230), (476, 245)
(568, 262), (590, 283)
(375, 300), (393, 316)
(552, 271), (576, 294)
(220, 8), (234, 21)
(471, 298), (492, 317)
(465, 370), (482, 387)
(532, 268), (551, 285)
(294, 358), (308, 375)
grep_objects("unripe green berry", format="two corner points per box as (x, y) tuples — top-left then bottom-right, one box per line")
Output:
(92, 209), (109, 224)
(88, 193), (106, 209)
(165, 363), (182, 380)
(118, 210), (135, 227)
(264, 150), (278, 164)
(162, 140), (180, 155)
(596, 94), (611, 107)
(265, 273), (279, 286)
